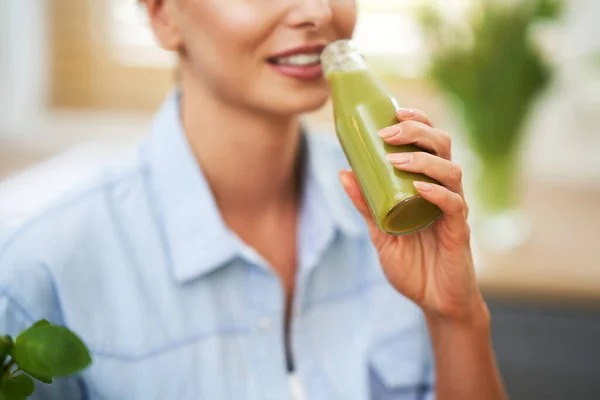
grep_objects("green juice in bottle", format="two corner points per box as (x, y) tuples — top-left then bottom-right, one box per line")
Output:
(321, 40), (442, 235)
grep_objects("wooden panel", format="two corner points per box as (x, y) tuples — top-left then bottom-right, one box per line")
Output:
(50, 0), (173, 110)
(477, 184), (600, 302)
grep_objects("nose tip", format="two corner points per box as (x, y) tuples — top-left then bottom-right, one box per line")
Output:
(294, 0), (333, 30)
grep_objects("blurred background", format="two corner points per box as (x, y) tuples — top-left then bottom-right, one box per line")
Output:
(0, 0), (599, 398)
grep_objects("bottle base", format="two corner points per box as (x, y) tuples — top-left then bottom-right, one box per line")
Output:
(382, 195), (442, 236)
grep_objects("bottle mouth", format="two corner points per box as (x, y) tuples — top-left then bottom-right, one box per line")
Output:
(321, 40), (358, 60)
(320, 39), (367, 76)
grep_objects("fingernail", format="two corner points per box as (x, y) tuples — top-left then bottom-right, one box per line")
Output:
(386, 153), (411, 164)
(414, 181), (433, 192)
(339, 171), (350, 187)
(397, 108), (416, 119)
(378, 125), (402, 138)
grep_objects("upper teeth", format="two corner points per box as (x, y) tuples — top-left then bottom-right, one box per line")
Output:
(272, 54), (321, 66)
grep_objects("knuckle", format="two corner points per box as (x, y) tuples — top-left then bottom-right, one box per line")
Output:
(464, 223), (472, 239)
(401, 119), (420, 132)
(438, 129), (452, 147)
(452, 194), (466, 213)
(415, 109), (432, 124)
(449, 162), (463, 183)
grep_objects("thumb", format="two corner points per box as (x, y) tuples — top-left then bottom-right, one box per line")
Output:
(339, 170), (396, 248)
(339, 170), (377, 227)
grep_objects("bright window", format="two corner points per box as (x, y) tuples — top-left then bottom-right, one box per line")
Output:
(107, 0), (176, 67)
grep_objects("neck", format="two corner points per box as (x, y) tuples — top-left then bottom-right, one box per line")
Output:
(179, 75), (303, 218)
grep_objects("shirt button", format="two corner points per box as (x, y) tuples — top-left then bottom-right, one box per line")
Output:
(258, 317), (272, 332)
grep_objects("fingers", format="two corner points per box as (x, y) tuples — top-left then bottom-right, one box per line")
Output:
(413, 182), (470, 239)
(378, 120), (452, 161)
(340, 169), (470, 239)
(396, 108), (433, 127)
(338, 170), (388, 238)
(388, 152), (469, 217)
(338, 170), (372, 221)
(387, 152), (462, 195)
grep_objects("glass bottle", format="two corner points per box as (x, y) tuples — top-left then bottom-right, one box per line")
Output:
(321, 39), (442, 235)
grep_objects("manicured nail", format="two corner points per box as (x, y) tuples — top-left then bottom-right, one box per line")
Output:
(414, 181), (433, 192)
(378, 125), (401, 138)
(386, 153), (411, 164)
(397, 108), (416, 119)
(339, 171), (351, 187)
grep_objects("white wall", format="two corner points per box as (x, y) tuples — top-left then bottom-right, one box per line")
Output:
(0, 0), (49, 138)
(0, 0), (10, 120)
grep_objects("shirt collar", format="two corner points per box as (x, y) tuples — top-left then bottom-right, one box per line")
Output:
(303, 133), (365, 238)
(142, 91), (364, 284)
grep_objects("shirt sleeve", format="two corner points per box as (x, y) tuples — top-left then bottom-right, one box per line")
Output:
(0, 240), (87, 400)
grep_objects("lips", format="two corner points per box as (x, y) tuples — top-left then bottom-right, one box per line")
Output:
(268, 63), (324, 81)
(267, 43), (327, 81)
(268, 43), (327, 60)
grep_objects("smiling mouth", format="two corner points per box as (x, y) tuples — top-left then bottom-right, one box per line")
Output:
(267, 53), (322, 67)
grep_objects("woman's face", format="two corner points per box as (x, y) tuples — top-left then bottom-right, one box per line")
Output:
(152, 0), (357, 116)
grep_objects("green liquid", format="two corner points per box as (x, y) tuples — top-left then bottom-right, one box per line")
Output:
(329, 69), (442, 235)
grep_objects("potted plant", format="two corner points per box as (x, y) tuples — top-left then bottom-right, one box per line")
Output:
(417, 0), (562, 252)
(1, 320), (91, 400)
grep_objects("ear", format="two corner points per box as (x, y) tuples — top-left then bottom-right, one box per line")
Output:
(140, 0), (182, 51)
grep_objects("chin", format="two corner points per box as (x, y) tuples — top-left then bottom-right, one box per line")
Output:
(267, 86), (330, 116)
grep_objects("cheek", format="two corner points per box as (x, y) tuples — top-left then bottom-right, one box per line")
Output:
(181, 1), (277, 58)
(178, 2), (283, 103)
(332, 0), (358, 38)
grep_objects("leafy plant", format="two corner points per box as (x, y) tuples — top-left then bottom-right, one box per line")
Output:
(0, 320), (91, 400)
(417, 0), (562, 212)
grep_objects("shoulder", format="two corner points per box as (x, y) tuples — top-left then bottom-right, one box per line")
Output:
(0, 147), (150, 325)
(0, 147), (147, 261)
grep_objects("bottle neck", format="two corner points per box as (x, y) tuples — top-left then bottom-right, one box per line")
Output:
(321, 40), (368, 77)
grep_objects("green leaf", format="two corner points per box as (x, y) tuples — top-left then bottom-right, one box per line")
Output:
(0, 336), (13, 367)
(29, 320), (50, 330)
(6, 321), (53, 384)
(535, 0), (563, 19)
(24, 372), (51, 385)
(0, 375), (35, 400)
(11, 325), (91, 379)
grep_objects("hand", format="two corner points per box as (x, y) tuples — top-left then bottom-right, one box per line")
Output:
(339, 108), (486, 323)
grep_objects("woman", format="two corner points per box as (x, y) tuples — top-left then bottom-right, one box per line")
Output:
(0, 0), (506, 399)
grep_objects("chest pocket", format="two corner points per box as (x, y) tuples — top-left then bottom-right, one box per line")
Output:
(368, 332), (434, 400)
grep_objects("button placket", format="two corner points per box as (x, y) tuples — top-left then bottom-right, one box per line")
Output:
(258, 316), (272, 332)
(244, 262), (289, 399)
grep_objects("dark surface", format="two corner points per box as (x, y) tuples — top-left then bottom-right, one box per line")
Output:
(487, 298), (600, 400)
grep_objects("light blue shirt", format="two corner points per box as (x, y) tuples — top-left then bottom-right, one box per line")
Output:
(0, 93), (434, 400)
